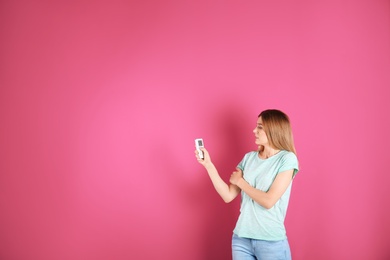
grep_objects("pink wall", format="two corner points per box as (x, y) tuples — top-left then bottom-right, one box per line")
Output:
(1, 1), (389, 259)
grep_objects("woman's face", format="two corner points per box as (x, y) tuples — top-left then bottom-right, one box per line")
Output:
(253, 117), (268, 146)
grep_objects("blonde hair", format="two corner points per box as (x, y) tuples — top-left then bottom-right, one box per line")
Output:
(259, 109), (297, 155)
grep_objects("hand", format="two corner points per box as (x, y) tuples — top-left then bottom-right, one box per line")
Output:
(230, 168), (243, 186)
(195, 147), (211, 166)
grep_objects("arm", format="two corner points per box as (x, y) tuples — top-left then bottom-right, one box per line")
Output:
(195, 147), (241, 203)
(230, 169), (294, 209)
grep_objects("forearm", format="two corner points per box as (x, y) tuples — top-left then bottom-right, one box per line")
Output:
(236, 178), (273, 209)
(235, 169), (294, 209)
(204, 163), (238, 203)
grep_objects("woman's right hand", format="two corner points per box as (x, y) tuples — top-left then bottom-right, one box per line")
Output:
(195, 147), (211, 166)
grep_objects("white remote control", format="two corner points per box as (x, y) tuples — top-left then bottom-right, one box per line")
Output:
(195, 138), (204, 159)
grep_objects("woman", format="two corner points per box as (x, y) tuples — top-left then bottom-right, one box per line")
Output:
(195, 109), (299, 260)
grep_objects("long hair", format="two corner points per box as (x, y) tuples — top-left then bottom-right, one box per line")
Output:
(259, 109), (297, 155)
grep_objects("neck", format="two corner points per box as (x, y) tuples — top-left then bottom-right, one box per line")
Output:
(259, 146), (280, 159)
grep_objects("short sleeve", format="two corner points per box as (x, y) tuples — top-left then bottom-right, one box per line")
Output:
(236, 152), (252, 171)
(278, 152), (299, 178)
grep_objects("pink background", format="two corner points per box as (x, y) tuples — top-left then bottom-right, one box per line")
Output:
(1, 1), (389, 259)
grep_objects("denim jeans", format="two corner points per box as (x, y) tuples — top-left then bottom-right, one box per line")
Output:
(232, 234), (292, 260)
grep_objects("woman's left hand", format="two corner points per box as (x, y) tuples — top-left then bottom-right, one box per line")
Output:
(230, 168), (243, 186)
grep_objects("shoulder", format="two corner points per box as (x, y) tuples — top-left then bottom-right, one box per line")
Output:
(238, 151), (258, 168)
(243, 150), (258, 160)
(246, 150), (259, 156)
(279, 151), (298, 162)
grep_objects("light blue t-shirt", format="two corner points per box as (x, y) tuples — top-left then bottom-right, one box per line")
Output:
(233, 150), (299, 241)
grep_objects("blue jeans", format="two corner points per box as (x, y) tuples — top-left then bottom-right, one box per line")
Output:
(232, 234), (292, 260)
